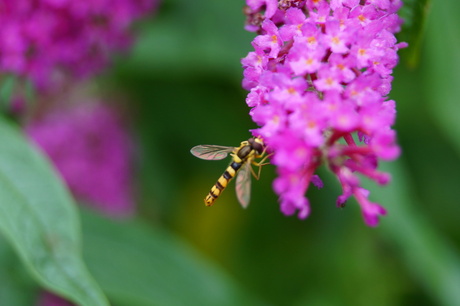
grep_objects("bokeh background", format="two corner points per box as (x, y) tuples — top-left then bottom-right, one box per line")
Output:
(2, 0), (460, 305)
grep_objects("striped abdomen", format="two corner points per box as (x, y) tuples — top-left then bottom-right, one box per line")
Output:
(205, 161), (242, 206)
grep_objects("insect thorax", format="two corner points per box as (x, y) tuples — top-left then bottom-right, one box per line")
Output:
(236, 145), (253, 160)
(233, 137), (266, 163)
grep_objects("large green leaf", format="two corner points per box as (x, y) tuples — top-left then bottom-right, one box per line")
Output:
(81, 209), (262, 306)
(0, 118), (108, 306)
(364, 161), (460, 306)
(0, 236), (37, 306)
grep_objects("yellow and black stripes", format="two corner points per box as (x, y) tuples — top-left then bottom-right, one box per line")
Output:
(191, 136), (266, 207)
(205, 161), (242, 206)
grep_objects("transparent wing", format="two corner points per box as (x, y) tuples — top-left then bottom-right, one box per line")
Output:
(235, 162), (252, 208)
(190, 145), (234, 160)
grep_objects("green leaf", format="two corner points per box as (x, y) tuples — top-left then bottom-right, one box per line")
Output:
(0, 117), (108, 306)
(0, 237), (38, 306)
(363, 161), (460, 306)
(81, 209), (262, 306)
(398, 0), (432, 67)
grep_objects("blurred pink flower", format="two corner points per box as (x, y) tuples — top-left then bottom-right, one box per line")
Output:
(0, 0), (157, 89)
(243, 0), (407, 226)
(26, 102), (135, 217)
(37, 291), (74, 306)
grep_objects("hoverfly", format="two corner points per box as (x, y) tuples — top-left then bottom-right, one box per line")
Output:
(190, 137), (269, 208)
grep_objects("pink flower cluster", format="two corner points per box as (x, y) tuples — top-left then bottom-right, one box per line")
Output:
(0, 0), (156, 89)
(26, 102), (135, 217)
(242, 0), (406, 226)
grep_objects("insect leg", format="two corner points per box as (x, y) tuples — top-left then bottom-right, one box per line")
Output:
(251, 153), (273, 180)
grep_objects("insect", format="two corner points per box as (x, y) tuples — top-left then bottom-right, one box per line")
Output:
(190, 137), (269, 208)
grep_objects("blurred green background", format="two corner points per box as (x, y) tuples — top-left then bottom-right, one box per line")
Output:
(100, 0), (460, 305)
(5, 0), (460, 305)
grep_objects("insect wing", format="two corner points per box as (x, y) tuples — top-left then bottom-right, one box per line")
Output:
(190, 145), (234, 160)
(235, 162), (252, 208)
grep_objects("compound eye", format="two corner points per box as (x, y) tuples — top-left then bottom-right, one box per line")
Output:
(253, 142), (264, 154)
